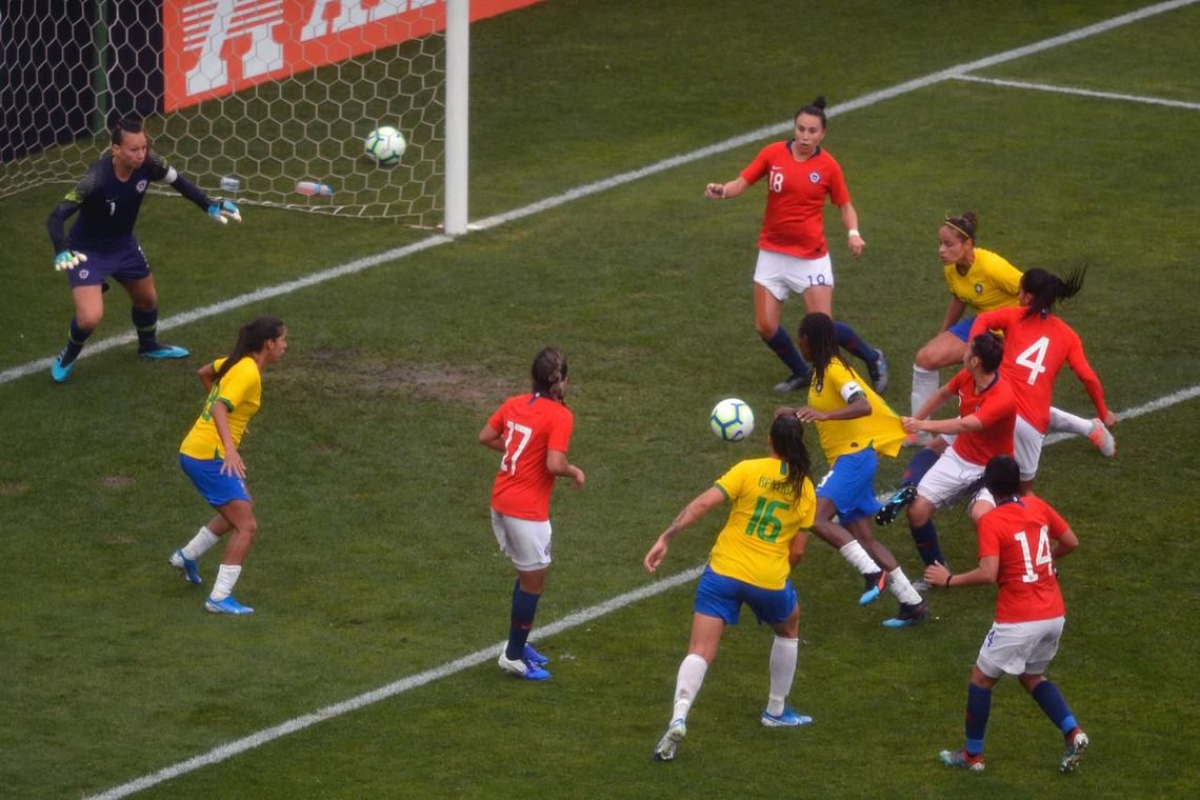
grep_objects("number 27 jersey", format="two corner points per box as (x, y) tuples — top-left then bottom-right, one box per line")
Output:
(487, 392), (575, 521)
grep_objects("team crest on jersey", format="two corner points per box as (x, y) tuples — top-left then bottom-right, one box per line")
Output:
(79, 269), (89, 279)
(137, 179), (149, 193)
(809, 171), (820, 183)
(974, 283), (984, 295)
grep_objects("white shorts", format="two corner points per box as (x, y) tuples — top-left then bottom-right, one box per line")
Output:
(753, 250), (834, 302)
(976, 617), (1065, 678)
(915, 446), (985, 509)
(491, 509), (553, 570)
(1013, 414), (1046, 481)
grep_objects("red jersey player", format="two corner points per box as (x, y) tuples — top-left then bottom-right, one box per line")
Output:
(893, 332), (1017, 571)
(969, 267), (1117, 491)
(925, 455), (1089, 774)
(479, 347), (585, 681)
(703, 96), (888, 395)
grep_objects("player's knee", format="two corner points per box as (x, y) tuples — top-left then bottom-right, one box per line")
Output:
(755, 320), (776, 340)
(914, 347), (939, 371)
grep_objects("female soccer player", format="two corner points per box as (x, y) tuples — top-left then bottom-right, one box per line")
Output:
(645, 413), (817, 763)
(169, 315), (288, 615)
(907, 212), (1112, 455)
(787, 312), (927, 628)
(480, 347), (585, 682)
(46, 118), (242, 382)
(704, 96), (887, 395)
(968, 267), (1117, 492)
(926, 455), (1089, 774)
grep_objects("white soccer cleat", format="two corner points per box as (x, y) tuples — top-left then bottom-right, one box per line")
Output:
(653, 719), (687, 762)
(1087, 419), (1116, 457)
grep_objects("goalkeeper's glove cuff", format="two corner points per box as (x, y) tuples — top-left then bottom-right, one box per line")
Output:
(207, 199), (242, 224)
(54, 250), (87, 271)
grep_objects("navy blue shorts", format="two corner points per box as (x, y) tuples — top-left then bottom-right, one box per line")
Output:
(180, 454), (250, 507)
(693, 566), (797, 626)
(67, 240), (151, 289)
(816, 446), (881, 524)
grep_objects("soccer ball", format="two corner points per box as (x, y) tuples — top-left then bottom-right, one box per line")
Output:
(364, 126), (407, 166)
(710, 398), (755, 442)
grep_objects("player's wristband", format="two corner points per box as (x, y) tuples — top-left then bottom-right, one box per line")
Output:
(848, 228), (860, 238)
(944, 574), (953, 589)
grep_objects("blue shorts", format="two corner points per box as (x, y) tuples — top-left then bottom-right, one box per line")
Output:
(180, 453), (250, 507)
(816, 446), (881, 523)
(66, 240), (151, 288)
(948, 317), (974, 342)
(694, 566), (797, 626)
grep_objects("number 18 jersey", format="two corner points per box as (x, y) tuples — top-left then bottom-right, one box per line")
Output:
(487, 392), (575, 521)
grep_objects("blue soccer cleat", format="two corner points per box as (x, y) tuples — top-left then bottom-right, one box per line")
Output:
(882, 601), (929, 629)
(139, 344), (190, 360)
(524, 642), (550, 666)
(50, 352), (75, 383)
(169, 549), (203, 585)
(860, 570), (887, 606)
(869, 348), (889, 394)
(205, 595), (254, 615)
(498, 652), (550, 681)
(761, 706), (814, 728)
(875, 484), (916, 526)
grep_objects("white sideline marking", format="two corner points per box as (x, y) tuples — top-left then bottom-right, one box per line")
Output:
(6, 0), (1197, 388)
(45, 1), (1195, 796)
(82, 567), (703, 800)
(954, 73), (1200, 111)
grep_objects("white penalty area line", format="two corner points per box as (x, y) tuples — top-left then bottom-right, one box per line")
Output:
(82, 567), (704, 800)
(5, 0), (1197, 389)
(954, 73), (1200, 111)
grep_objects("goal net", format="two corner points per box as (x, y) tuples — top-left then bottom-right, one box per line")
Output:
(1, 0), (462, 226)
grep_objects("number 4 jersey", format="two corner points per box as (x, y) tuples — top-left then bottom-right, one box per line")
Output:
(970, 306), (1110, 433)
(708, 458), (817, 591)
(487, 392), (575, 521)
(978, 495), (1071, 623)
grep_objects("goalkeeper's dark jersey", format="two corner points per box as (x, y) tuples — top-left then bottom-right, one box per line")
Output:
(49, 152), (173, 254)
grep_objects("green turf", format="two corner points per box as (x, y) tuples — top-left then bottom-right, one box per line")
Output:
(2, 1), (1199, 798)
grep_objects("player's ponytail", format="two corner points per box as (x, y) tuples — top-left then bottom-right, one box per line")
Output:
(1021, 265), (1087, 319)
(531, 346), (569, 402)
(214, 315), (286, 383)
(798, 312), (845, 392)
(769, 413), (812, 506)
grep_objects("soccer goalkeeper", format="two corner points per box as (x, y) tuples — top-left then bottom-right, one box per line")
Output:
(46, 118), (242, 382)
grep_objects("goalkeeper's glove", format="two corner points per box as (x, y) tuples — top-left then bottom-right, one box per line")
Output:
(207, 199), (242, 224)
(54, 250), (88, 271)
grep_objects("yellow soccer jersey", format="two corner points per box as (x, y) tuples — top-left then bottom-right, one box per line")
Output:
(179, 357), (263, 460)
(808, 360), (907, 460)
(943, 248), (1023, 314)
(708, 457), (817, 590)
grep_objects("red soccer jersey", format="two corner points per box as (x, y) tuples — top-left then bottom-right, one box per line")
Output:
(969, 307), (1109, 433)
(487, 392), (575, 521)
(740, 143), (851, 259)
(946, 369), (1016, 466)
(977, 495), (1070, 623)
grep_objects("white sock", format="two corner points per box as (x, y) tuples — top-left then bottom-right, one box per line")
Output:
(887, 567), (923, 605)
(672, 653), (709, 723)
(210, 564), (242, 601)
(838, 540), (879, 575)
(911, 365), (941, 416)
(182, 526), (221, 561)
(1048, 407), (1093, 436)
(767, 636), (799, 716)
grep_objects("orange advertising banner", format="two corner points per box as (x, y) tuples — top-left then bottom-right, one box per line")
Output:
(164, 0), (547, 112)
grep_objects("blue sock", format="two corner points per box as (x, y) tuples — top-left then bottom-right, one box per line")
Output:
(833, 320), (879, 365)
(60, 317), (92, 367)
(909, 519), (945, 567)
(131, 305), (159, 350)
(1031, 679), (1078, 734)
(505, 581), (542, 660)
(902, 448), (940, 487)
(763, 327), (811, 378)
(965, 683), (991, 755)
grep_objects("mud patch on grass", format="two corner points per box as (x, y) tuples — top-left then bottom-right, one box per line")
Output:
(0, 481), (29, 497)
(100, 475), (136, 490)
